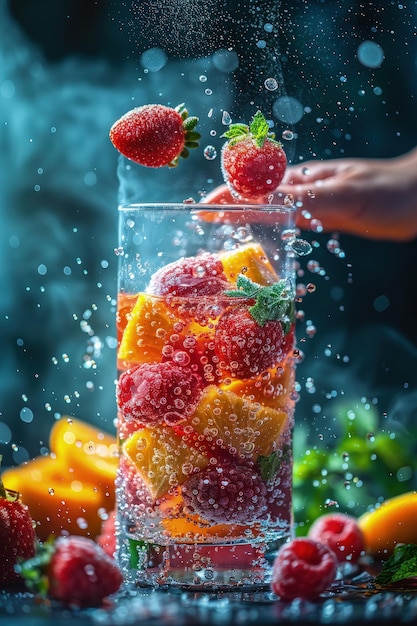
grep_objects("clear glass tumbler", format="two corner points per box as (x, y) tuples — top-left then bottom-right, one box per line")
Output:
(115, 202), (297, 590)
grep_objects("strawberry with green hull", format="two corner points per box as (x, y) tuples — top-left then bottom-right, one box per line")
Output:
(221, 111), (287, 200)
(19, 535), (123, 607)
(215, 274), (294, 379)
(0, 456), (36, 587)
(109, 103), (200, 168)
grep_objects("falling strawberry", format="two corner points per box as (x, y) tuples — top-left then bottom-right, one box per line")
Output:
(214, 274), (294, 378)
(109, 103), (200, 168)
(221, 110), (287, 200)
(0, 456), (36, 587)
(19, 534), (123, 607)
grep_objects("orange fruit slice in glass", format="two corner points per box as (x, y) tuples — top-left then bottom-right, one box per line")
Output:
(117, 293), (183, 367)
(189, 385), (288, 463)
(122, 425), (209, 501)
(219, 242), (279, 286)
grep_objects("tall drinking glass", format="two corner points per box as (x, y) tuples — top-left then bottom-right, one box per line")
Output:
(115, 203), (297, 590)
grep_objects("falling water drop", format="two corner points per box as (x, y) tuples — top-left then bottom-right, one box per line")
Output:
(290, 239), (313, 256)
(203, 145), (217, 160)
(264, 77), (279, 91)
(282, 129), (294, 141)
(222, 111), (232, 126)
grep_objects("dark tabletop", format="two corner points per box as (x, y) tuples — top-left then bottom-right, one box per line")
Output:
(2, 568), (417, 626)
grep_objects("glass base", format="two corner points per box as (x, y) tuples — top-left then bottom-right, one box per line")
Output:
(117, 531), (291, 591)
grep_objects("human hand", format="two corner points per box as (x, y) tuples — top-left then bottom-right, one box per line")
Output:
(203, 148), (417, 242)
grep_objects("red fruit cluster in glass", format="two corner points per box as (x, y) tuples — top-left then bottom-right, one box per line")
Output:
(117, 361), (204, 426)
(147, 252), (229, 297)
(214, 306), (285, 378)
(181, 464), (267, 524)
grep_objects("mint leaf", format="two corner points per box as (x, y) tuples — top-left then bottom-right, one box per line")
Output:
(225, 274), (294, 330)
(375, 544), (417, 586)
(258, 451), (281, 481)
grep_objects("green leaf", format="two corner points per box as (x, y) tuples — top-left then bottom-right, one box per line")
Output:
(225, 274), (294, 329)
(258, 451), (281, 481)
(183, 116), (199, 131)
(222, 124), (249, 140)
(375, 544), (417, 587)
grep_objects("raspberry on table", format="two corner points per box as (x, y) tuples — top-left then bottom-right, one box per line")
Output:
(146, 253), (229, 297)
(308, 512), (365, 564)
(181, 464), (267, 524)
(117, 361), (204, 426)
(271, 537), (338, 601)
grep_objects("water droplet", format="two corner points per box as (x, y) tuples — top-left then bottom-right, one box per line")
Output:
(282, 129), (294, 141)
(264, 77), (279, 91)
(222, 111), (232, 126)
(290, 239), (313, 256)
(203, 145), (217, 160)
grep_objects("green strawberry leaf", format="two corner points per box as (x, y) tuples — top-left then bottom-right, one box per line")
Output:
(375, 544), (417, 587)
(225, 275), (294, 330)
(17, 536), (56, 596)
(222, 124), (249, 140)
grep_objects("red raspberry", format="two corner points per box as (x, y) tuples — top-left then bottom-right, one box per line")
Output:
(215, 306), (285, 378)
(117, 361), (203, 426)
(308, 513), (365, 564)
(181, 464), (267, 524)
(146, 253), (229, 297)
(271, 538), (338, 601)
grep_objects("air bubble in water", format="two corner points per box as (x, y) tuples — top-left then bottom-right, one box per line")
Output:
(264, 77), (279, 91)
(282, 129), (294, 141)
(203, 145), (217, 160)
(290, 239), (313, 256)
(222, 111), (232, 126)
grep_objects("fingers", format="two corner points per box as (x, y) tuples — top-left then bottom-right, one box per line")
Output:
(201, 185), (239, 205)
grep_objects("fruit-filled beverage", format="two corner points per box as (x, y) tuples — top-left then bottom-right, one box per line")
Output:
(115, 203), (297, 589)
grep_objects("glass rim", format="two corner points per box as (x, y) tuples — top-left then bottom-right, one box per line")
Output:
(118, 202), (296, 214)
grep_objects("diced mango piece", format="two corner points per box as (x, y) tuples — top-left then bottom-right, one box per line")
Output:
(117, 292), (182, 366)
(219, 242), (279, 286)
(49, 416), (118, 484)
(123, 426), (209, 501)
(2, 456), (114, 542)
(190, 385), (288, 462)
(117, 292), (139, 341)
(222, 363), (295, 409)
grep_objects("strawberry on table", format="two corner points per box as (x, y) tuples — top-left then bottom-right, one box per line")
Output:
(109, 103), (200, 168)
(0, 456), (36, 587)
(221, 110), (287, 200)
(20, 535), (123, 607)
